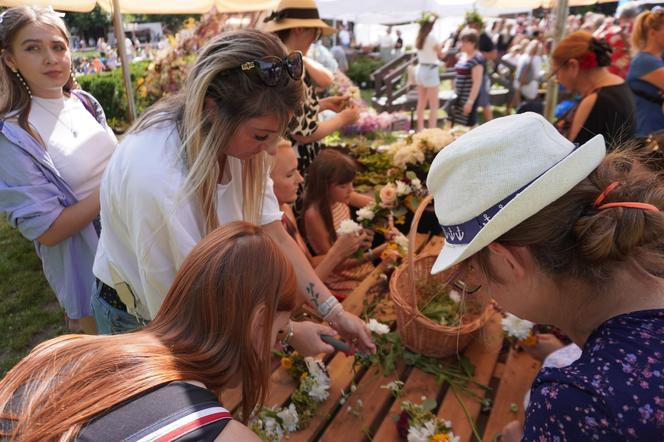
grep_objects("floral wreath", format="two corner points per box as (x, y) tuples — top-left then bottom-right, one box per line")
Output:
(416, 11), (438, 25)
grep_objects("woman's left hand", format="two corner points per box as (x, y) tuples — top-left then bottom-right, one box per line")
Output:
(463, 101), (473, 115)
(289, 321), (337, 356)
(328, 310), (376, 354)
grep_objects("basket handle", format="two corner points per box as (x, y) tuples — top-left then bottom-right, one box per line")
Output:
(407, 193), (434, 310)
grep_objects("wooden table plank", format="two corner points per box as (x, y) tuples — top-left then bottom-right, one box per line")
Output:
(481, 348), (541, 442)
(320, 363), (405, 442)
(372, 368), (443, 441)
(437, 313), (503, 442)
(287, 352), (359, 441)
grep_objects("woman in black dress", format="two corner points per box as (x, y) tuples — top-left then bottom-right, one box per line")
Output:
(552, 31), (636, 148)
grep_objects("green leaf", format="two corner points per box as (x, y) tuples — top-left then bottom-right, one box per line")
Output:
(422, 398), (437, 412)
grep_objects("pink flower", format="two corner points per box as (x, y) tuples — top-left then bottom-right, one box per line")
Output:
(379, 183), (397, 208)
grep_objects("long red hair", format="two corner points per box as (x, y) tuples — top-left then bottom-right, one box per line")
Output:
(0, 221), (296, 441)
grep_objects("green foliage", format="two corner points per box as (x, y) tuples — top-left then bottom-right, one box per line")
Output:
(63, 5), (111, 41)
(346, 56), (384, 88)
(0, 216), (65, 376)
(77, 60), (153, 131)
(464, 9), (484, 26)
(123, 14), (201, 34)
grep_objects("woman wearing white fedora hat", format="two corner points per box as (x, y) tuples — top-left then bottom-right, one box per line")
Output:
(427, 112), (663, 440)
(263, 0), (364, 198)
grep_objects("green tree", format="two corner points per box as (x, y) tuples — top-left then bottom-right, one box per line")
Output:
(63, 5), (111, 43)
(123, 14), (201, 35)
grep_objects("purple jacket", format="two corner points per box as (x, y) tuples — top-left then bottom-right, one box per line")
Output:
(0, 90), (106, 319)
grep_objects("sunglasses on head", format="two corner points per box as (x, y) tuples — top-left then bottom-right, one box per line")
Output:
(222, 51), (304, 87)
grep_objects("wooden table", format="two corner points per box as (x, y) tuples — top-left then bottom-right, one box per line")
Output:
(222, 235), (541, 442)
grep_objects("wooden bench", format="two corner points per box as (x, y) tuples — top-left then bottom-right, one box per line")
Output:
(221, 234), (542, 441)
(371, 53), (517, 123)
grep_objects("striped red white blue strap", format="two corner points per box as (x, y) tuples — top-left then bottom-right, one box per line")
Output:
(135, 406), (232, 442)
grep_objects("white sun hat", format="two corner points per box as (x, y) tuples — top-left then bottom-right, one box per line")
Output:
(427, 112), (606, 274)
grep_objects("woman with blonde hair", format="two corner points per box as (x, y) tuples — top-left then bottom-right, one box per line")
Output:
(627, 8), (664, 136)
(92, 29), (374, 353)
(0, 222), (297, 441)
(0, 6), (117, 334)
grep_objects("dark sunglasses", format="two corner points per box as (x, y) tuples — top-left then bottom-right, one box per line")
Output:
(222, 51), (303, 87)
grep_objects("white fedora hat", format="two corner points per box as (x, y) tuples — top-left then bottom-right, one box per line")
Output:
(427, 112), (606, 274)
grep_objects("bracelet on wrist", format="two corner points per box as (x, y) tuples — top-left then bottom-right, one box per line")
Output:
(317, 295), (340, 318)
(324, 303), (344, 323)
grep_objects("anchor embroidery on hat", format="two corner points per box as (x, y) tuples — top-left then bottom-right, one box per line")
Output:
(441, 197), (516, 246)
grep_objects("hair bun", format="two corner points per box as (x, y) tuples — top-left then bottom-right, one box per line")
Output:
(589, 37), (612, 67)
(574, 207), (651, 262)
(574, 160), (664, 264)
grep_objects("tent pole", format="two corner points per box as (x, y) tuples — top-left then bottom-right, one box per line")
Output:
(111, 0), (137, 122)
(544, 0), (569, 121)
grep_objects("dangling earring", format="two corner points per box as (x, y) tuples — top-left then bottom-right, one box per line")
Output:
(13, 69), (32, 98)
(70, 67), (79, 89)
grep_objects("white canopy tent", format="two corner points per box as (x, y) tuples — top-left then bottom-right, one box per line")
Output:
(317, 0), (531, 25)
(0, 0), (280, 13)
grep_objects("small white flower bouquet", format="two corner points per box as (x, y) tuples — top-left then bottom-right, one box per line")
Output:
(501, 313), (537, 347)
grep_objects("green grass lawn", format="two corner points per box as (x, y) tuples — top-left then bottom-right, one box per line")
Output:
(0, 215), (65, 376)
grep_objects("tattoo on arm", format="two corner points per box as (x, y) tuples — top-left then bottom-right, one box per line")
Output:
(306, 282), (321, 307)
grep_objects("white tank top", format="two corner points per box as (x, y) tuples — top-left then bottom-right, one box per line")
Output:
(417, 33), (439, 65)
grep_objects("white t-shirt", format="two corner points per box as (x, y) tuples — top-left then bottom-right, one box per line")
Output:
(416, 33), (439, 65)
(379, 33), (394, 49)
(29, 95), (117, 199)
(514, 54), (542, 100)
(93, 122), (283, 319)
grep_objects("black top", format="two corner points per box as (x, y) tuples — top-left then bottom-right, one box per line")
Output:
(496, 34), (513, 53)
(573, 83), (636, 149)
(479, 32), (495, 53)
(76, 381), (231, 442)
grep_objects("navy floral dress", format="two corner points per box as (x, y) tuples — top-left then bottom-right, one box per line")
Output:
(524, 309), (664, 441)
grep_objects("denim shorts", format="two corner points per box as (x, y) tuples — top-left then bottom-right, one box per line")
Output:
(415, 64), (440, 88)
(91, 280), (144, 334)
(477, 75), (491, 107)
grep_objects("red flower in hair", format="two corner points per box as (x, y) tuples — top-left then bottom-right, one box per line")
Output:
(578, 51), (598, 70)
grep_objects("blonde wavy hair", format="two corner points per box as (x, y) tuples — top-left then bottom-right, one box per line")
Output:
(132, 29), (304, 231)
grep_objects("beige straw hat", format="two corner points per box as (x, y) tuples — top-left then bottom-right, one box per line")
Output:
(426, 112), (606, 274)
(262, 0), (336, 36)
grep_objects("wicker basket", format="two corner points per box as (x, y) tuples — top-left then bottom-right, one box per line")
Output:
(389, 194), (493, 358)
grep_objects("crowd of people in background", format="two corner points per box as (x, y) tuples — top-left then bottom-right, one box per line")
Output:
(0, 1), (663, 441)
(402, 2), (664, 149)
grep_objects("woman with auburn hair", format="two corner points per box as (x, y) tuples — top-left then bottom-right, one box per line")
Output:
(0, 6), (117, 334)
(91, 30), (374, 353)
(0, 221), (296, 441)
(627, 8), (664, 136)
(428, 113), (663, 440)
(552, 30), (635, 147)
